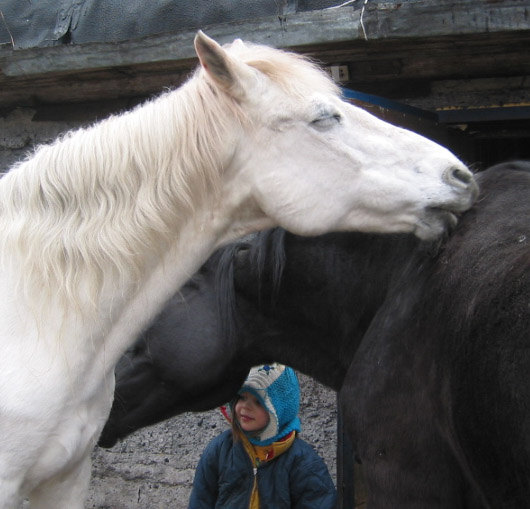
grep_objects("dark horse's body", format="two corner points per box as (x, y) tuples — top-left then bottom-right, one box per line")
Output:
(100, 162), (530, 508)
(341, 162), (530, 508)
(99, 227), (420, 446)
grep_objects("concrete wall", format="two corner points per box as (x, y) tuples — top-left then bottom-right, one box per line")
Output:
(1, 106), (338, 508)
(0, 107), (78, 171)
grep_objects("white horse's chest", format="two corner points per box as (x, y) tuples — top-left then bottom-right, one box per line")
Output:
(0, 228), (219, 499)
(0, 359), (112, 500)
(21, 380), (114, 496)
(0, 272), (116, 493)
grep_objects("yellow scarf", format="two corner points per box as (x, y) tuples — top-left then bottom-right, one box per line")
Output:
(237, 430), (296, 509)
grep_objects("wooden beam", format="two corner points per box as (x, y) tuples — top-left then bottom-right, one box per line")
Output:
(2, 0), (529, 77)
(0, 0), (529, 108)
(0, 8), (357, 78)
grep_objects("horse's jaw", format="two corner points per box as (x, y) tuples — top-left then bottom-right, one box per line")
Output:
(210, 194), (277, 249)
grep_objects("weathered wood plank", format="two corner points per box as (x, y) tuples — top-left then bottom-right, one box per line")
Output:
(1, 1), (528, 78)
(361, 0), (530, 39)
(0, 9), (358, 78)
(0, 0), (529, 109)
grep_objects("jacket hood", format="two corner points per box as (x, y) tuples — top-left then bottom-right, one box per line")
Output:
(238, 363), (301, 446)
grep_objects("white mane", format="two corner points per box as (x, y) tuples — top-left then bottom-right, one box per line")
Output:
(0, 42), (337, 312)
(0, 74), (231, 309)
(232, 41), (340, 99)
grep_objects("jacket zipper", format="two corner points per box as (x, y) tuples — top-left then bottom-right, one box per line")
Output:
(247, 464), (258, 509)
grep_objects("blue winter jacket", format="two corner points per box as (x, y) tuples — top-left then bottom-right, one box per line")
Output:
(188, 430), (337, 508)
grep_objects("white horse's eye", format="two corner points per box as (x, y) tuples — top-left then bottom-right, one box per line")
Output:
(310, 113), (342, 131)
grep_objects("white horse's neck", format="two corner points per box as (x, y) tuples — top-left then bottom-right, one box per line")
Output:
(98, 185), (274, 369)
(0, 74), (275, 383)
(0, 177), (268, 506)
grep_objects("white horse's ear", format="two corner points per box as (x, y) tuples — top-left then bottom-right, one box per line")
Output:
(194, 31), (253, 100)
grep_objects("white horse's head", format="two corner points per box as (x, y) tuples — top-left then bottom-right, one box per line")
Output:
(194, 32), (478, 241)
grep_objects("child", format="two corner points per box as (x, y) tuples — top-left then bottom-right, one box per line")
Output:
(188, 363), (337, 508)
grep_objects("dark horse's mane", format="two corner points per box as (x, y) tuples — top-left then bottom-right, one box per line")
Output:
(215, 228), (288, 341)
(214, 224), (428, 375)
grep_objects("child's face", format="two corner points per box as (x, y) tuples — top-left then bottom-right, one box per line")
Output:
(234, 392), (270, 433)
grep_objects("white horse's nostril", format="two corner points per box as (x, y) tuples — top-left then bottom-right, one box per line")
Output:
(443, 166), (479, 207)
(449, 166), (473, 186)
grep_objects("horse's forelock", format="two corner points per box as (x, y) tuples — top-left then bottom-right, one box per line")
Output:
(225, 40), (340, 99)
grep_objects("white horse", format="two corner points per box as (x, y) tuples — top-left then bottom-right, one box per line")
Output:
(0, 31), (476, 508)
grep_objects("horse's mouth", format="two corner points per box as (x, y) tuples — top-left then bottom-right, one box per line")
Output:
(416, 207), (459, 241)
(430, 207), (459, 229)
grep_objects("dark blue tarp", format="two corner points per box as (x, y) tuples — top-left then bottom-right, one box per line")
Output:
(0, 0), (344, 50)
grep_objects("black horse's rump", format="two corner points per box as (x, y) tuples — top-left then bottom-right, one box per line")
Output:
(100, 162), (529, 508)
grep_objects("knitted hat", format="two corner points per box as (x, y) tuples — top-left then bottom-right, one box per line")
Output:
(237, 363), (301, 446)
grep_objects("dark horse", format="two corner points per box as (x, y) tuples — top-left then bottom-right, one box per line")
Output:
(341, 162), (530, 508)
(100, 162), (529, 508)
(99, 227), (421, 446)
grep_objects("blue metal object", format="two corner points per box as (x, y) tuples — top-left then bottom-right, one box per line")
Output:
(342, 88), (438, 122)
